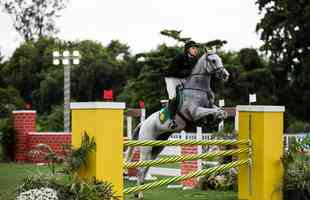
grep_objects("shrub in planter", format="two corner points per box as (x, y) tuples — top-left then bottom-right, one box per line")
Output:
(17, 173), (120, 200)
(22, 132), (119, 200)
(283, 155), (310, 200)
(283, 136), (310, 200)
(198, 168), (238, 191)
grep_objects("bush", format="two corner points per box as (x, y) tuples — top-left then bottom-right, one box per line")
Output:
(0, 117), (16, 161)
(282, 137), (310, 200)
(198, 170), (237, 192)
(29, 132), (96, 175)
(21, 132), (119, 200)
(37, 105), (64, 132)
(17, 173), (120, 200)
(286, 121), (310, 133)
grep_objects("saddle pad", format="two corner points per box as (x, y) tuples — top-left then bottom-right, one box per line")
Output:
(158, 85), (184, 124)
(159, 107), (170, 124)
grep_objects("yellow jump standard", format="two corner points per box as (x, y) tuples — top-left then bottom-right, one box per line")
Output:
(71, 102), (126, 198)
(237, 105), (284, 200)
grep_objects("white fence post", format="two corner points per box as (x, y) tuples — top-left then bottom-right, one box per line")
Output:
(196, 127), (203, 171)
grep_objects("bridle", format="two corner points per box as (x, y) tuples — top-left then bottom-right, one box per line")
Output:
(188, 53), (224, 78)
(181, 53), (222, 97)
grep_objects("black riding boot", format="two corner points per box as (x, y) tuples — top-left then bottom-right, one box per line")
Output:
(168, 98), (178, 129)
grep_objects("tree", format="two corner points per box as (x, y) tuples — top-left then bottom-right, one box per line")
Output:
(1, 0), (67, 41)
(70, 40), (128, 102)
(160, 29), (227, 48)
(0, 50), (6, 88)
(2, 37), (62, 109)
(118, 44), (177, 113)
(239, 48), (263, 71)
(0, 49), (3, 63)
(0, 86), (24, 118)
(256, 0), (310, 120)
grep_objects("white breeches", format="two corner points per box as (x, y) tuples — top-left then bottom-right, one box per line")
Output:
(164, 77), (186, 99)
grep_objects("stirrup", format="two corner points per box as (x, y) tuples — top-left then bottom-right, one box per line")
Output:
(168, 119), (177, 129)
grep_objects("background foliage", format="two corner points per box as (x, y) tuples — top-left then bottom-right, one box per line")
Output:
(0, 0), (309, 144)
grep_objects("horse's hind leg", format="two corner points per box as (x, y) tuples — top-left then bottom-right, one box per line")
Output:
(136, 146), (152, 200)
(125, 124), (142, 173)
(136, 145), (167, 199)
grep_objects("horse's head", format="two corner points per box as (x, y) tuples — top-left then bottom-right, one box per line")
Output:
(204, 52), (229, 82)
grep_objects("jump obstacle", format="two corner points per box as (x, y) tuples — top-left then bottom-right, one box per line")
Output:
(71, 102), (284, 200)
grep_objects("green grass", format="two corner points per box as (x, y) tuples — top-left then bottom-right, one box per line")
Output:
(157, 155), (180, 168)
(0, 162), (237, 200)
(0, 162), (53, 200)
(124, 178), (237, 200)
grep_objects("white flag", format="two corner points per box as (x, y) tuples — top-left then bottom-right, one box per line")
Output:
(249, 94), (257, 103)
(219, 99), (225, 107)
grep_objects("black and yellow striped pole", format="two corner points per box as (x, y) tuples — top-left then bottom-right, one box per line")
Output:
(124, 159), (250, 194)
(124, 148), (249, 169)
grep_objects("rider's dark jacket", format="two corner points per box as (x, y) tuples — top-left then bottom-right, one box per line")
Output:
(164, 53), (198, 78)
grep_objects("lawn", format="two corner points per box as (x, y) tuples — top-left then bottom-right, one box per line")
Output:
(0, 162), (53, 200)
(157, 155), (180, 168)
(124, 178), (237, 200)
(0, 162), (237, 200)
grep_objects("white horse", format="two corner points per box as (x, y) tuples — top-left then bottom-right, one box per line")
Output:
(127, 51), (229, 199)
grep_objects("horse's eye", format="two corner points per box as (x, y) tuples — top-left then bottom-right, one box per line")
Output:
(212, 60), (216, 64)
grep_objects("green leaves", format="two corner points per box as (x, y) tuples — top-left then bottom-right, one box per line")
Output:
(18, 173), (120, 200)
(19, 136), (117, 199)
(282, 136), (310, 199)
(28, 132), (96, 175)
(64, 132), (96, 173)
(256, 0), (310, 121)
(1, 0), (68, 41)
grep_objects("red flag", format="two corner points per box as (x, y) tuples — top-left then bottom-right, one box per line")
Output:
(139, 100), (145, 108)
(102, 90), (113, 101)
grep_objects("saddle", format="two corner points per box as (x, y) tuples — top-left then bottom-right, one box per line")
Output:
(159, 85), (221, 132)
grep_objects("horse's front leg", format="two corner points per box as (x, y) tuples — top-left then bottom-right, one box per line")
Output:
(191, 106), (225, 122)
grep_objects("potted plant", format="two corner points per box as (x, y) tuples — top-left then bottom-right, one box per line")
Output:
(282, 136), (310, 200)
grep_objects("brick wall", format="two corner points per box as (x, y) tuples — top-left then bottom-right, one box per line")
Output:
(13, 111), (36, 162)
(13, 110), (72, 163)
(127, 147), (140, 177)
(28, 132), (71, 163)
(181, 146), (198, 188)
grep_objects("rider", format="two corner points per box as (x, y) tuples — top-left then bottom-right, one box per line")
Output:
(164, 40), (200, 129)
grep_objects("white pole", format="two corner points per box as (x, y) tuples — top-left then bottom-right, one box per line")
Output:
(127, 116), (132, 139)
(196, 127), (203, 171)
(235, 107), (239, 132)
(141, 108), (146, 122)
(218, 99), (225, 131)
(53, 50), (80, 132)
(64, 64), (70, 132)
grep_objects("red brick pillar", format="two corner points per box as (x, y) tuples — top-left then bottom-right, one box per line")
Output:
(128, 147), (140, 178)
(181, 146), (198, 188)
(12, 110), (36, 162)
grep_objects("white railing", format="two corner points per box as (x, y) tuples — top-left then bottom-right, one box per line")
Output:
(159, 131), (309, 156)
